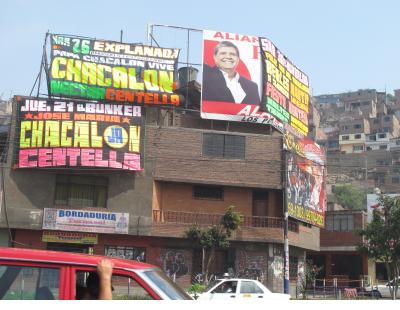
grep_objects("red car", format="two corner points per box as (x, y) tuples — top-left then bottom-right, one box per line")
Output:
(0, 247), (191, 300)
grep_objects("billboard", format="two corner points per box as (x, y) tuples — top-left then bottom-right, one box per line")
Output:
(49, 34), (181, 105)
(284, 132), (326, 227)
(200, 30), (310, 136)
(261, 38), (310, 138)
(43, 208), (129, 234)
(14, 96), (142, 171)
(201, 30), (284, 131)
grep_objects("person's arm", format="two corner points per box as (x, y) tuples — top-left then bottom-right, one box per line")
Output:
(97, 259), (114, 300)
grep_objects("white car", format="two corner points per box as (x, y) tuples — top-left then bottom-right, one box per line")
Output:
(366, 278), (400, 299)
(197, 278), (290, 300)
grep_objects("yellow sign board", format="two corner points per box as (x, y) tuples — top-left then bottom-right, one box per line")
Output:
(42, 230), (98, 244)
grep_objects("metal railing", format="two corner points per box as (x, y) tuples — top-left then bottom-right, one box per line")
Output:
(295, 276), (379, 300)
(152, 209), (299, 233)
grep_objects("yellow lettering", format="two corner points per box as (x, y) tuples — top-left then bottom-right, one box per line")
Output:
(61, 121), (73, 147)
(91, 122), (102, 147)
(129, 126), (140, 152)
(19, 121), (32, 148)
(44, 121), (60, 147)
(74, 121), (90, 147)
(51, 57), (66, 79)
(66, 59), (82, 83)
(112, 67), (128, 88)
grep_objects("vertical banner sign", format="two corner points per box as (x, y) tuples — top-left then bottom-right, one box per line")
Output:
(200, 30), (283, 131)
(49, 34), (182, 105)
(260, 38), (310, 138)
(284, 132), (326, 227)
(14, 96), (143, 171)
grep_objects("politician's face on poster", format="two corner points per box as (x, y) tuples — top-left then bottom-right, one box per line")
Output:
(201, 30), (262, 106)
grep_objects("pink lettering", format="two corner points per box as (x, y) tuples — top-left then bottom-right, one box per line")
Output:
(18, 149), (38, 168)
(123, 153), (141, 170)
(67, 148), (80, 166)
(81, 149), (95, 166)
(108, 151), (122, 168)
(53, 148), (66, 166)
(266, 83), (287, 108)
(38, 148), (52, 167)
(95, 149), (108, 167)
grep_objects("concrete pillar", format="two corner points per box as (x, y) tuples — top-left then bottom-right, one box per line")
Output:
(325, 254), (332, 277)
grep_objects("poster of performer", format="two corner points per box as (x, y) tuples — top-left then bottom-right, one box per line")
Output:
(201, 30), (276, 126)
(287, 152), (326, 227)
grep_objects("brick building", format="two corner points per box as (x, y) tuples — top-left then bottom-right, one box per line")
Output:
(308, 209), (370, 288)
(0, 98), (320, 293)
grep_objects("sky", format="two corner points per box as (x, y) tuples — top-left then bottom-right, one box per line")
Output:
(1, 0), (400, 100)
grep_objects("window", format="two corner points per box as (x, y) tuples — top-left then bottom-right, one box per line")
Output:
(354, 134), (361, 139)
(75, 270), (154, 300)
(193, 185), (223, 200)
(353, 145), (363, 151)
(354, 124), (362, 129)
(54, 175), (108, 208)
(203, 133), (245, 159)
(383, 127), (390, 133)
(341, 125), (348, 130)
(392, 177), (400, 184)
(341, 135), (349, 141)
(211, 281), (238, 294)
(105, 246), (145, 262)
(0, 265), (60, 300)
(240, 281), (263, 294)
(378, 133), (386, 139)
(373, 119), (379, 124)
(384, 116), (391, 122)
(366, 146), (372, 151)
(325, 214), (354, 231)
(379, 145), (387, 150)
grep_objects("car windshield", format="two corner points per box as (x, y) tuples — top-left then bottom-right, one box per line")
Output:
(141, 269), (192, 300)
(206, 279), (222, 290)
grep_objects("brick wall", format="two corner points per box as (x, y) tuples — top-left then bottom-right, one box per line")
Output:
(146, 126), (282, 189)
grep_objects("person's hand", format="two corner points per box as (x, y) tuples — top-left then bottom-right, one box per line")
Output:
(97, 259), (114, 300)
(97, 259), (113, 281)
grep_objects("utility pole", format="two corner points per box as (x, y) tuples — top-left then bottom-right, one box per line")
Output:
(283, 147), (290, 295)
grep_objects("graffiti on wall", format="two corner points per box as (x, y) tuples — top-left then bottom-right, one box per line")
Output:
(236, 250), (267, 284)
(161, 249), (189, 279)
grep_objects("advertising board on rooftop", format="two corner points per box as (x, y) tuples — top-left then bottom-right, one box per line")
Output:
(200, 30), (310, 138)
(49, 34), (181, 106)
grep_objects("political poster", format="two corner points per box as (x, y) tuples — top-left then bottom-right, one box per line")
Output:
(43, 208), (129, 234)
(49, 34), (182, 105)
(284, 132), (326, 227)
(200, 30), (284, 131)
(14, 96), (142, 171)
(261, 38), (310, 137)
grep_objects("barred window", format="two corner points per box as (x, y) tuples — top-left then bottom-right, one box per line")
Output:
(202, 133), (245, 159)
(54, 175), (108, 208)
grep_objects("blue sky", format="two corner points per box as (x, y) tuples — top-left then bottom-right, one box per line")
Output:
(1, 0), (400, 99)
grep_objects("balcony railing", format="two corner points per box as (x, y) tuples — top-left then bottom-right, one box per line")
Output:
(153, 210), (299, 233)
